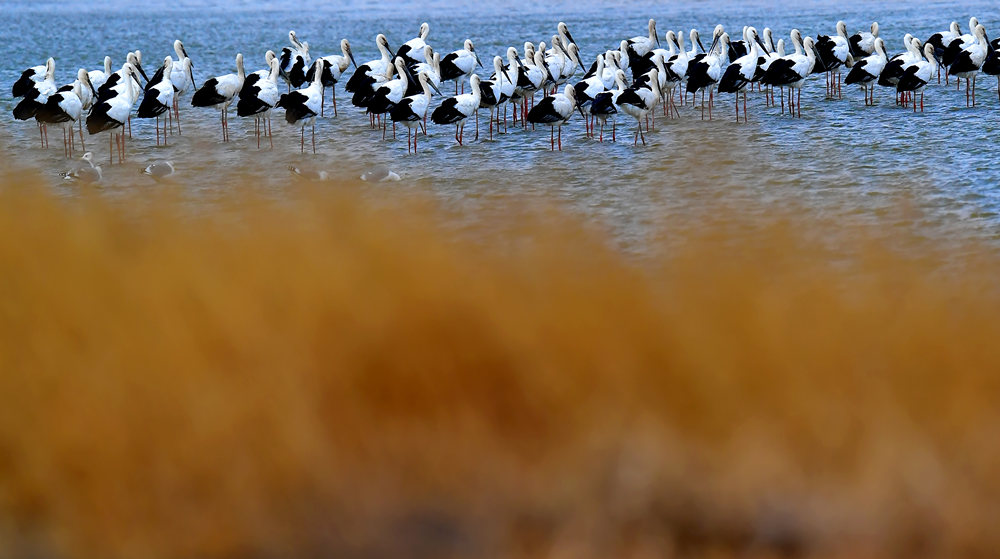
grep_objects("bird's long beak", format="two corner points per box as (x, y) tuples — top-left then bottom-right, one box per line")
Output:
(349, 51), (358, 70)
(430, 80), (442, 95)
(136, 63), (150, 83)
(130, 71), (142, 87)
(755, 35), (769, 53)
(697, 36), (707, 53)
(501, 65), (512, 83)
(89, 82), (98, 99)
(180, 44), (190, 61)
(475, 52), (483, 68)
(708, 35), (720, 55)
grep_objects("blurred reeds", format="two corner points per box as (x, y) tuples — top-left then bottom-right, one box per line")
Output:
(1, 176), (999, 559)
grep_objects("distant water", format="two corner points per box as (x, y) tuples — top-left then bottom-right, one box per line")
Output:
(2, 0), (999, 249)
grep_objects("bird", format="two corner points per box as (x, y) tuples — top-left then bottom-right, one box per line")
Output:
(136, 57), (175, 145)
(950, 24), (989, 107)
(590, 69), (628, 142)
(169, 40), (196, 133)
(762, 35), (818, 117)
(345, 34), (394, 94)
(276, 59), (324, 154)
(439, 39), (483, 94)
(897, 43), (940, 112)
(718, 28), (766, 122)
(12, 57), (57, 148)
(408, 45), (443, 95)
(815, 21), (852, 98)
(943, 17), (980, 69)
(845, 37), (888, 105)
(486, 53), (516, 134)
(366, 58), (412, 140)
(396, 22), (432, 65)
(390, 72), (442, 153)
(878, 34), (921, 105)
(616, 69), (661, 145)
(142, 161), (176, 180)
(87, 62), (143, 164)
(289, 165), (329, 181)
(686, 32), (730, 120)
(527, 83), (578, 150)
(279, 30), (311, 89)
(12, 60), (49, 98)
(431, 74), (482, 146)
(237, 56), (281, 149)
(575, 54), (610, 137)
(627, 19), (660, 63)
(360, 166), (401, 182)
(191, 52), (245, 142)
(304, 38), (358, 116)
(61, 152), (103, 184)
(981, 38), (1000, 102)
(849, 22), (880, 58)
(34, 69), (95, 157)
(87, 56), (113, 92)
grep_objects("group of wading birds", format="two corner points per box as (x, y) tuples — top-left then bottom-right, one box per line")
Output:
(10, 15), (1000, 178)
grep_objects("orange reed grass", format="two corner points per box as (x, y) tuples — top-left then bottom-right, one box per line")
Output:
(0, 178), (999, 559)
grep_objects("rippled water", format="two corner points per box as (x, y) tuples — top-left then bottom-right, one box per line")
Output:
(2, 0), (999, 247)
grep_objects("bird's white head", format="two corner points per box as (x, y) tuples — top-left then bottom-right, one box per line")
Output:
(103, 55), (112, 73)
(174, 40), (188, 61)
(874, 37), (886, 57)
(871, 22), (880, 36)
(970, 17), (980, 32)
(265, 50), (277, 65)
(419, 22), (430, 39)
(162, 56), (173, 74)
(923, 43), (938, 66)
(81, 152), (94, 164)
(45, 57), (55, 79)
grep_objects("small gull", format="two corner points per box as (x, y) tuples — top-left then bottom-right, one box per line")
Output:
(142, 160), (175, 180)
(61, 152), (103, 183)
(360, 166), (400, 182)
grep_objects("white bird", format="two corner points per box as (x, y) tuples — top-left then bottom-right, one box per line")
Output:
(617, 69), (661, 145)
(849, 22), (880, 58)
(87, 56), (113, 92)
(142, 161), (176, 180)
(305, 38), (358, 116)
(897, 43), (940, 112)
(35, 69), (95, 157)
(87, 62), (143, 164)
(527, 83), (578, 151)
(136, 57), (175, 145)
(845, 37), (888, 105)
(574, 54), (609, 136)
(411, 45), (443, 93)
(589, 69), (628, 142)
(169, 40), (196, 132)
(396, 22), (431, 65)
(719, 29), (765, 122)
(390, 72), (442, 153)
(191, 52), (245, 142)
(486, 54), (516, 134)
(366, 58), (412, 140)
(12, 60), (48, 98)
(345, 34), (394, 94)
(439, 39), (483, 94)
(431, 74), (482, 146)
(61, 152), (103, 183)
(279, 30), (311, 89)
(276, 59), (324, 154)
(237, 56), (281, 149)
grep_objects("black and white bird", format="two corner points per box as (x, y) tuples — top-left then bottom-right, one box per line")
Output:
(409, 46), (443, 95)
(396, 22), (432, 65)
(574, 54), (610, 136)
(279, 30), (311, 89)
(366, 58), (412, 139)
(849, 22), (880, 58)
(191, 52), (245, 142)
(718, 28), (766, 122)
(276, 59), (324, 154)
(237, 56), (281, 149)
(627, 19), (660, 63)
(12, 59), (49, 98)
(590, 69), (627, 142)
(950, 23), (989, 107)
(943, 17), (980, 68)
(35, 69), (96, 157)
(97, 52), (145, 99)
(136, 56), (175, 145)
(390, 72), (442, 153)
(897, 43), (940, 112)
(816, 21), (852, 98)
(616, 69), (661, 145)
(439, 39), (483, 94)
(430, 74), (482, 146)
(485, 53), (516, 135)
(762, 35), (818, 117)
(304, 38), (358, 116)
(686, 31), (729, 120)
(526, 83), (578, 151)
(61, 152), (102, 184)
(345, 34), (394, 94)
(878, 34), (920, 98)
(845, 37), (888, 105)
(12, 57), (57, 147)
(87, 62), (143, 164)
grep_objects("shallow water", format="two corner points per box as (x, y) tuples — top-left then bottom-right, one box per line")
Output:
(2, 0), (999, 248)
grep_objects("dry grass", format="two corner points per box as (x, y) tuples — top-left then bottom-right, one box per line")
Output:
(1, 176), (999, 559)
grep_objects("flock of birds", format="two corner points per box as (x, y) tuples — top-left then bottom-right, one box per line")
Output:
(9, 15), (1000, 181)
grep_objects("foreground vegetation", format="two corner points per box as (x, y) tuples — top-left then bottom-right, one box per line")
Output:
(1, 178), (998, 559)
